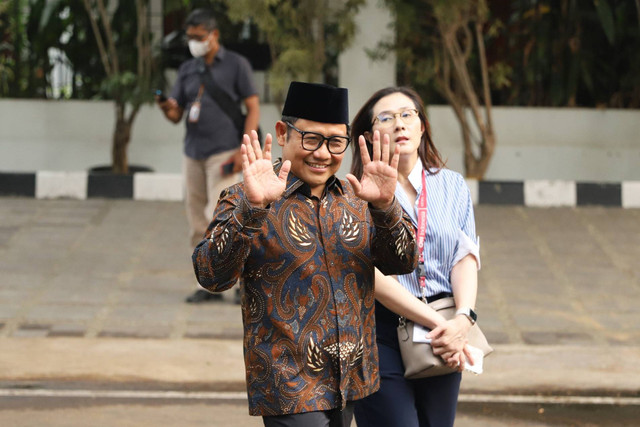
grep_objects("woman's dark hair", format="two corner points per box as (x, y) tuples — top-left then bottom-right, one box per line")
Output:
(350, 86), (445, 179)
(185, 8), (218, 32)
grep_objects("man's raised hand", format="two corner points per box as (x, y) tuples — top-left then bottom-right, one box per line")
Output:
(242, 131), (290, 209)
(346, 130), (399, 210)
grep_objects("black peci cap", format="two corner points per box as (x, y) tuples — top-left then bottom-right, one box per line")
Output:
(281, 81), (349, 125)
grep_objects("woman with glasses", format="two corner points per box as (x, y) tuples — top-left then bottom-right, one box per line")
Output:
(350, 87), (481, 427)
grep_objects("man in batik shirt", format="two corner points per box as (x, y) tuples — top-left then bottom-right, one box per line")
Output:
(193, 81), (418, 427)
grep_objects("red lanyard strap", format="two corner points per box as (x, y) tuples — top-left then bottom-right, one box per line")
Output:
(416, 170), (427, 298)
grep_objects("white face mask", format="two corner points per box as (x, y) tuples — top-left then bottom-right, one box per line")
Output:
(188, 37), (211, 58)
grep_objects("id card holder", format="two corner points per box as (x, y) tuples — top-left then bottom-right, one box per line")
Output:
(188, 101), (201, 123)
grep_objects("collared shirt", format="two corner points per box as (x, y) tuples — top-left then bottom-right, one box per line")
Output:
(192, 164), (418, 416)
(394, 162), (480, 298)
(171, 46), (257, 159)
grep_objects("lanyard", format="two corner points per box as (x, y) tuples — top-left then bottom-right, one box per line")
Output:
(416, 170), (428, 299)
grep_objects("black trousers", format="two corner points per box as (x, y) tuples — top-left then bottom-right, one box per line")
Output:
(263, 403), (354, 427)
(354, 302), (461, 427)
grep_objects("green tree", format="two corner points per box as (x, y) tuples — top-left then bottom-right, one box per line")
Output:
(82, 0), (159, 173)
(221, 0), (365, 106)
(489, 0), (640, 108)
(0, 0), (14, 96)
(383, 0), (497, 179)
(0, 0), (109, 99)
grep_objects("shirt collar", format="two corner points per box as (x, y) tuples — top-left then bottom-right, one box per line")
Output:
(407, 160), (423, 194)
(214, 45), (226, 62)
(274, 159), (343, 199)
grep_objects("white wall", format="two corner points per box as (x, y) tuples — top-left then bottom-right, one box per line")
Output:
(429, 106), (640, 181)
(1, 99), (639, 182)
(339, 0), (396, 119)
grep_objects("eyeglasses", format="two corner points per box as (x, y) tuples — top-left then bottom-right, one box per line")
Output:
(284, 122), (351, 154)
(372, 108), (419, 127)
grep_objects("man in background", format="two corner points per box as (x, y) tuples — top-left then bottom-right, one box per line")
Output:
(156, 8), (259, 303)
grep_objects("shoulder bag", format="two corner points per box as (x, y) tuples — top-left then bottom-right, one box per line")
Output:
(196, 58), (262, 142)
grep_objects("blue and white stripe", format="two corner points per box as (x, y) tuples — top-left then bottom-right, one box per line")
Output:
(394, 162), (480, 298)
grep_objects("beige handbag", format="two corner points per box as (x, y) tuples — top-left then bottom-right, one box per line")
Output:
(397, 296), (493, 379)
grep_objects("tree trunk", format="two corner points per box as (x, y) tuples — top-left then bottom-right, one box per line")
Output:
(112, 119), (130, 174)
(112, 103), (131, 174)
(464, 131), (495, 180)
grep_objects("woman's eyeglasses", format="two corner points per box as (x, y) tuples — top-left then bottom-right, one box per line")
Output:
(372, 108), (419, 127)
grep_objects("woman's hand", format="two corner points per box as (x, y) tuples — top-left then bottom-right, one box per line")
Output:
(428, 315), (473, 356)
(441, 345), (474, 372)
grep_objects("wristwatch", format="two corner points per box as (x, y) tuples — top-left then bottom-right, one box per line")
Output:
(455, 307), (477, 325)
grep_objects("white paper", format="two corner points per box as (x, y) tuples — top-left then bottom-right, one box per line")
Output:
(412, 323), (432, 343)
(464, 344), (484, 374)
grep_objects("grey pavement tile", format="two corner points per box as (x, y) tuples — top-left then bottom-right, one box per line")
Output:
(42, 274), (118, 290)
(10, 224), (86, 245)
(510, 309), (595, 332)
(589, 311), (640, 331)
(0, 285), (39, 302)
(13, 323), (51, 338)
(482, 330), (511, 345)
(0, 304), (23, 321)
(607, 332), (640, 346)
(521, 331), (594, 345)
(483, 267), (558, 283)
(0, 271), (48, 288)
(24, 304), (101, 323)
(106, 305), (180, 323)
(56, 253), (135, 277)
(474, 315), (506, 333)
(545, 240), (605, 256)
(571, 279), (628, 295)
(13, 328), (50, 338)
(497, 292), (575, 311)
(98, 327), (171, 339)
(184, 323), (244, 340)
(48, 323), (87, 337)
(580, 294), (640, 311)
(0, 251), (57, 274)
(0, 226), (18, 247)
(126, 273), (194, 292)
(187, 302), (242, 322)
(117, 289), (186, 305)
(136, 251), (194, 274)
(481, 248), (544, 262)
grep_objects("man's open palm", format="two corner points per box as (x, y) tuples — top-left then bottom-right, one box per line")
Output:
(242, 131), (290, 208)
(346, 131), (399, 209)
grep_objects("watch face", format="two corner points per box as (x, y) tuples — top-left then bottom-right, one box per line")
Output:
(469, 309), (478, 322)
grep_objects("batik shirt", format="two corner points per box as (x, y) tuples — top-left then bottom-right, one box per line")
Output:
(192, 164), (418, 416)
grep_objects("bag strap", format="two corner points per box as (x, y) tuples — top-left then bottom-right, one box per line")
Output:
(399, 170), (429, 327)
(196, 58), (245, 136)
(416, 169), (428, 300)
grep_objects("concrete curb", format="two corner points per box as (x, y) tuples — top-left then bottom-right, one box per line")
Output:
(1, 339), (638, 396)
(1, 171), (640, 207)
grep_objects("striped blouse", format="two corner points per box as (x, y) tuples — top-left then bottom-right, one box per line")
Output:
(394, 162), (480, 298)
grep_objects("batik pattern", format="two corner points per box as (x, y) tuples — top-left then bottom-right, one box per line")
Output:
(193, 167), (417, 416)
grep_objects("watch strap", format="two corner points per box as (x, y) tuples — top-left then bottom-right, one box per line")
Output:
(455, 307), (477, 324)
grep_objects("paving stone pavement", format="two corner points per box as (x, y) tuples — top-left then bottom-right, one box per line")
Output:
(1, 197), (639, 395)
